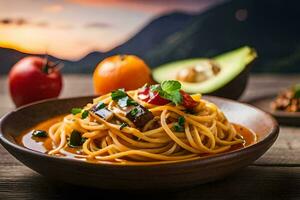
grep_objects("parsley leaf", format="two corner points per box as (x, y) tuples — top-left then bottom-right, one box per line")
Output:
(120, 123), (128, 130)
(151, 80), (182, 105)
(111, 89), (127, 100)
(178, 116), (185, 126)
(81, 110), (89, 119)
(32, 130), (48, 138)
(173, 117), (185, 132)
(130, 107), (139, 116)
(173, 124), (184, 132)
(71, 108), (82, 115)
(94, 102), (106, 111)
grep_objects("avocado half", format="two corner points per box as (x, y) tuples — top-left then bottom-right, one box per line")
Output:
(152, 46), (257, 100)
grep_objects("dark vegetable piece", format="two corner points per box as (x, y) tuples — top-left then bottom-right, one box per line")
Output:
(69, 130), (82, 147)
(126, 105), (154, 128)
(32, 130), (48, 138)
(94, 108), (114, 120)
(90, 102), (113, 121)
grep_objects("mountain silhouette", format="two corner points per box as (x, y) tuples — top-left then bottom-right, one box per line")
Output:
(144, 0), (300, 73)
(1, 0), (300, 74)
(73, 12), (194, 73)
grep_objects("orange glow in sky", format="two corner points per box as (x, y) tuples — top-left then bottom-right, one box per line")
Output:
(0, 0), (219, 60)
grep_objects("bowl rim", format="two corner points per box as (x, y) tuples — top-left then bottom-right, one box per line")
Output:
(0, 95), (279, 169)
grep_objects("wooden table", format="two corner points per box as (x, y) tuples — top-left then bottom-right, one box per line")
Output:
(0, 74), (299, 199)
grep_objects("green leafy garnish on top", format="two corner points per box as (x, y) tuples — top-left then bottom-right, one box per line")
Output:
(111, 88), (127, 100)
(151, 80), (182, 105)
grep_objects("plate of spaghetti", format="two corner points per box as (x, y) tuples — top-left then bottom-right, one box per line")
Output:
(0, 81), (279, 189)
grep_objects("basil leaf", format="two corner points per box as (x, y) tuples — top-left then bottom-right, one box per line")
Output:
(32, 130), (48, 138)
(150, 84), (161, 92)
(71, 108), (82, 115)
(161, 80), (181, 93)
(81, 110), (89, 119)
(68, 130), (82, 147)
(111, 89), (127, 100)
(151, 80), (182, 105)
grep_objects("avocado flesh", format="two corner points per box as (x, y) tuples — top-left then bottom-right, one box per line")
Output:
(152, 46), (257, 94)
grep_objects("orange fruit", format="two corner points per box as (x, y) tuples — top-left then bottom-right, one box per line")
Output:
(93, 55), (152, 95)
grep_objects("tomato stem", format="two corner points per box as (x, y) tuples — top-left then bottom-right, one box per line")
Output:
(42, 56), (63, 74)
(42, 57), (50, 74)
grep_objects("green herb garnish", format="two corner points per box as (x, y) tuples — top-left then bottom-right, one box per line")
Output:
(71, 108), (82, 115)
(94, 102), (106, 111)
(130, 107), (139, 116)
(173, 117), (185, 132)
(111, 88), (127, 100)
(68, 130), (82, 147)
(120, 123), (128, 130)
(81, 137), (87, 144)
(178, 116), (185, 126)
(81, 110), (89, 119)
(151, 80), (182, 105)
(293, 84), (300, 98)
(32, 130), (48, 138)
(118, 96), (138, 107)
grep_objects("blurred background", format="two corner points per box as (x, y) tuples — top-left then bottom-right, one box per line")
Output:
(1, 0), (300, 74)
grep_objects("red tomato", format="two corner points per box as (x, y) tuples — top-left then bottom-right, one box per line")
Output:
(180, 90), (199, 109)
(138, 86), (170, 105)
(9, 56), (63, 107)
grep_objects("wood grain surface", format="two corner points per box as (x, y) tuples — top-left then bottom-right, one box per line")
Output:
(0, 74), (299, 199)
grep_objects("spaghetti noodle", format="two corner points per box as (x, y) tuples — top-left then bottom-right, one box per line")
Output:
(46, 88), (245, 165)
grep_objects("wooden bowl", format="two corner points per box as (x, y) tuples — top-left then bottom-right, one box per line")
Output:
(0, 96), (279, 190)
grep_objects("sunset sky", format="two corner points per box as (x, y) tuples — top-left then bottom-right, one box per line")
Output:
(0, 0), (220, 60)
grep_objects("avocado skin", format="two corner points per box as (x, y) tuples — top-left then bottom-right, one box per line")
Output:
(209, 60), (253, 100)
(153, 46), (256, 100)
